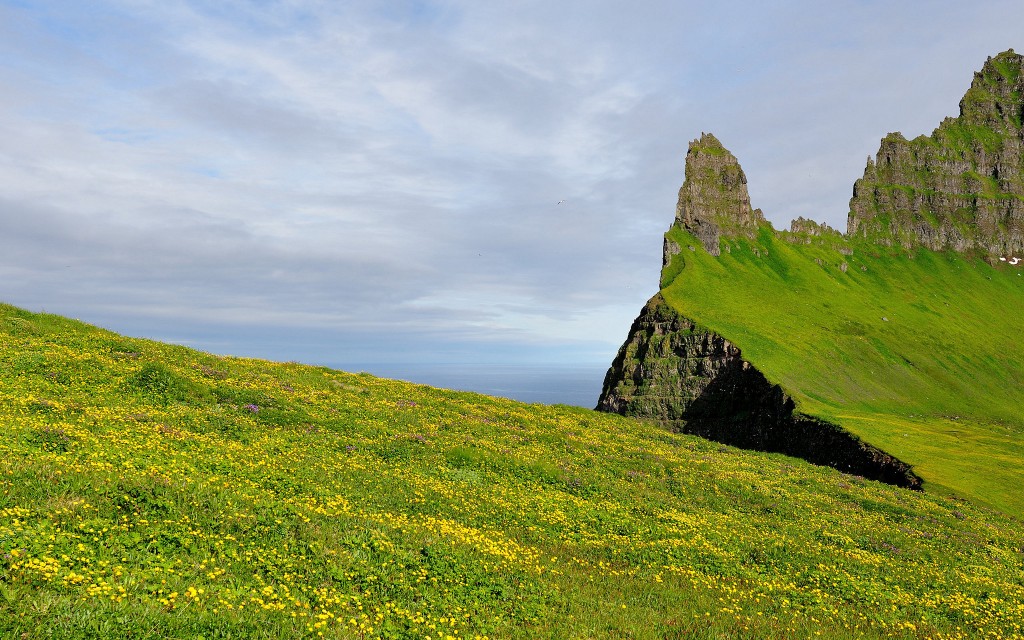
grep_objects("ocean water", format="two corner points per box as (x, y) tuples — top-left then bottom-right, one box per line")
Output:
(332, 363), (609, 409)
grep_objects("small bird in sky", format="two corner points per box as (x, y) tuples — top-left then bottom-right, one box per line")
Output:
(557, 199), (565, 205)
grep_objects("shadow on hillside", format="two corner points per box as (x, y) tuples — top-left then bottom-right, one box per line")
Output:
(682, 359), (923, 489)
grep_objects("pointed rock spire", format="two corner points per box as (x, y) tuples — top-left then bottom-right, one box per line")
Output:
(673, 133), (765, 256)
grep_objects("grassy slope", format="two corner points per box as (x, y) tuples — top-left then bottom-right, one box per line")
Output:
(2, 304), (1023, 639)
(661, 225), (1024, 516)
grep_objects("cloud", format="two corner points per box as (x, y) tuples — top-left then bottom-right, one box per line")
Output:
(2, 0), (1024, 369)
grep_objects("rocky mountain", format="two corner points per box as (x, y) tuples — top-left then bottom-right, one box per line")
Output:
(849, 49), (1024, 255)
(597, 50), (1024, 490)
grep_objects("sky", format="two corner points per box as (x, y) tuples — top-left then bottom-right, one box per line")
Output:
(1, 0), (1023, 373)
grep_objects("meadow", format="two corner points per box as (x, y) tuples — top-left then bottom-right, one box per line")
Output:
(661, 225), (1024, 517)
(1, 303), (1023, 639)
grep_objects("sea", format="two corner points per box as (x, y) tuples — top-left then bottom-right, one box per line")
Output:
(329, 362), (609, 409)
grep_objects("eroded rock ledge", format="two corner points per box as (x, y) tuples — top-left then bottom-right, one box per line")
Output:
(597, 294), (922, 489)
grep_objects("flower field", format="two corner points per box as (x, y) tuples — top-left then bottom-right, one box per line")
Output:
(1, 303), (1022, 639)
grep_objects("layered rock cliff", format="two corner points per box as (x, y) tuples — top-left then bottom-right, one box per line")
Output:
(598, 50), (1024, 489)
(848, 49), (1024, 255)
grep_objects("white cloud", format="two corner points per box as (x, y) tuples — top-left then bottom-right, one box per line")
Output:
(2, 0), (1023, 373)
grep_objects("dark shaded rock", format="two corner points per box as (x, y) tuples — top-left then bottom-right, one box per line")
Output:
(597, 294), (922, 489)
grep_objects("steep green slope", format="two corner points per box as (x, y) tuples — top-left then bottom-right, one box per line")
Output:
(2, 303), (1024, 639)
(660, 225), (1024, 516)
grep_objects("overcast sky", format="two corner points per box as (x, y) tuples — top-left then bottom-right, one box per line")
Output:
(1, 1), (1022, 371)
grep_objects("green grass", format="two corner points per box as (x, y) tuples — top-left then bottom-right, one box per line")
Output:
(2, 304), (1024, 639)
(661, 225), (1024, 517)
(991, 56), (1021, 84)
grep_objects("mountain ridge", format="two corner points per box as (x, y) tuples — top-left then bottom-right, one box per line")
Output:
(598, 49), (1024, 512)
(668, 49), (1024, 258)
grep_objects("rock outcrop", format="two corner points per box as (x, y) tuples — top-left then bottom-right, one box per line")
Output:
(597, 295), (922, 489)
(674, 133), (766, 256)
(597, 293), (733, 423)
(789, 217), (838, 236)
(848, 50), (1024, 255)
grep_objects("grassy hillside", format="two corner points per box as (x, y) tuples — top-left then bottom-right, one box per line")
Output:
(1, 304), (1023, 639)
(661, 225), (1024, 517)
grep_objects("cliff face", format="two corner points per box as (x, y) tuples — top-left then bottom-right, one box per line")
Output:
(597, 295), (921, 488)
(598, 51), (1024, 489)
(848, 50), (1024, 255)
(597, 293), (740, 423)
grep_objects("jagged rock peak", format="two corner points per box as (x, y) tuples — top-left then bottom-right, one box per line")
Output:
(959, 49), (1024, 133)
(673, 133), (766, 256)
(848, 49), (1024, 256)
(789, 217), (838, 236)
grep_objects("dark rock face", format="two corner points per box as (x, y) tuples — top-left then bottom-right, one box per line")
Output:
(597, 294), (738, 422)
(673, 133), (766, 257)
(848, 50), (1024, 256)
(597, 295), (922, 489)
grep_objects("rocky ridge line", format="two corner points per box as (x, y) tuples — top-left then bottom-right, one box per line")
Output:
(848, 49), (1024, 256)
